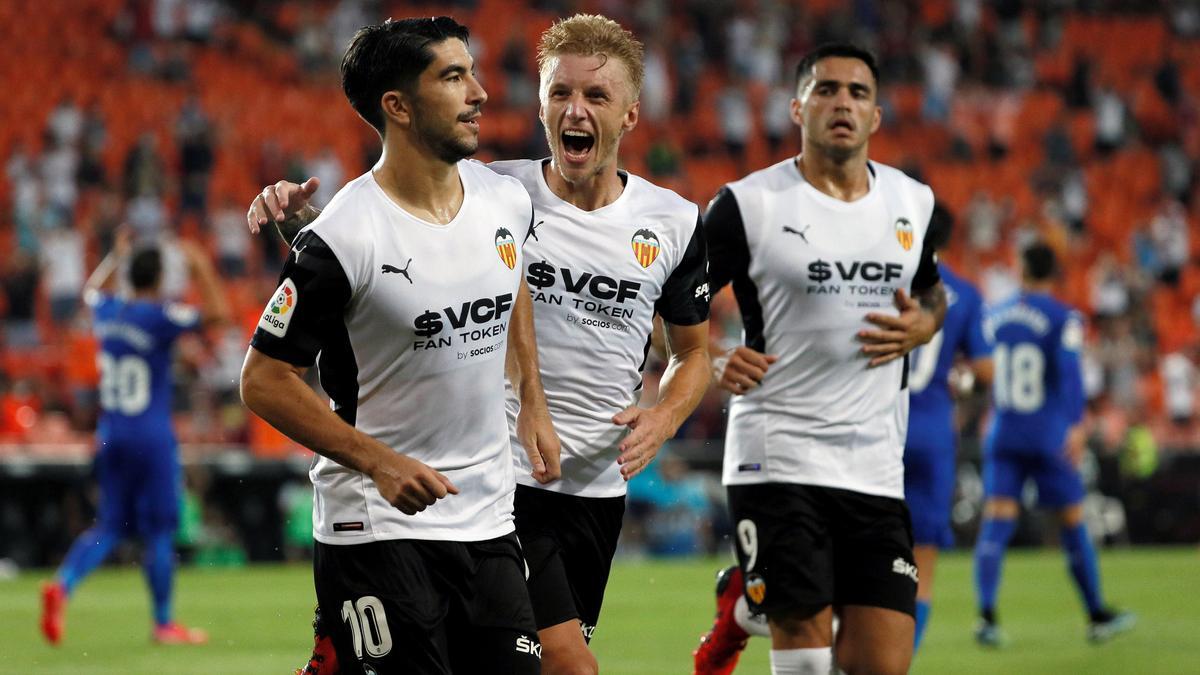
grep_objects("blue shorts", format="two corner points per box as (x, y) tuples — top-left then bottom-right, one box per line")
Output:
(983, 448), (1084, 509)
(903, 444), (956, 548)
(95, 435), (181, 537)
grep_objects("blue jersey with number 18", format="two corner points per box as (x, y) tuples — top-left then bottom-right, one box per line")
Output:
(87, 290), (200, 443)
(984, 291), (1085, 456)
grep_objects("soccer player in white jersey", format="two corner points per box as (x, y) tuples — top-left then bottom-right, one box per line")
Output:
(240, 18), (559, 674)
(692, 44), (947, 675)
(248, 15), (711, 675)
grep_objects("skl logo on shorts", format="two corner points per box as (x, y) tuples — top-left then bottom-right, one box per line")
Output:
(496, 228), (517, 270)
(892, 557), (919, 583)
(894, 217), (914, 251)
(745, 573), (767, 605)
(631, 228), (660, 268)
(259, 278), (297, 337)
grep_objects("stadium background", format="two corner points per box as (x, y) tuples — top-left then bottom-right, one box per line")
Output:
(1, 0), (1198, 672)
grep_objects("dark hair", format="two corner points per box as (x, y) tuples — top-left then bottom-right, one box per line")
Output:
(129, 246), (162, 290)
(341, 17), (471, 134)
(1022, 242), (1058, 281)
(795, 43), (880, 92)
(926, 203), (954, 251)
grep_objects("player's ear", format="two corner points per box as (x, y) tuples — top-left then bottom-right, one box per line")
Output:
(869, 103), (882, 134)
(381, 90), (412, 128)
(622, 98), (639, 133)
(789, 97), (803, 127)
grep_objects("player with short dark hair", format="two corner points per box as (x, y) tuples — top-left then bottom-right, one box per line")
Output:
(694, 43), (946, 675)
(248, 15), (711, 675)
(40, 232), (227, 646)
(240, 17), (557, 674)
(973, 242), (1134, 647)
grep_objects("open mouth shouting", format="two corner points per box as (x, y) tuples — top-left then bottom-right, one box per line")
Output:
(560, 128), (595, 163)
(829, 118), (856, 137)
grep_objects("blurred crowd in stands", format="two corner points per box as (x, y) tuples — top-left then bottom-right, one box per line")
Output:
(1, 0), (1199, 476)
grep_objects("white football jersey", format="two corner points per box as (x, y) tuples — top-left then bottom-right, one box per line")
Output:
(707, 159), (939, 498)
(488, 159), (709, 497)
(251, 162), (531, 543)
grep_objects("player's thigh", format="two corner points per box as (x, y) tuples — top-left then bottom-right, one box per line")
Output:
(514, 486), (624, 639)
(133, 445), (182, 537)
(314, 540), (451, 675)
(983, 451), (1027, 501)
(830, 490), (917, 618)
(727, 483), (835, 614)
(92, 446), (137, 535)
(903, 447), (955, 548)
(449, 534), (542, 674)
(835, 605), (914, 675)
(1032, 452), (1085, 509)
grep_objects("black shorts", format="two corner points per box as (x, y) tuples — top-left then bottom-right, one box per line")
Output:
(313, 533), (541, 675)
(513, 484), (625, 638)
(726, 483), (917, 617)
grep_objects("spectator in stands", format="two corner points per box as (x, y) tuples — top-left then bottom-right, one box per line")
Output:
(176, 93), (214, 219)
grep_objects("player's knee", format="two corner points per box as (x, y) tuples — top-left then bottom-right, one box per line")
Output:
(542, 646), (598, 675)
(983, 498), (1019, 519)
(1058, 503), (1084, 526)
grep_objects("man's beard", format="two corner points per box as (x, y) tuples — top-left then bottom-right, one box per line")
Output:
(413, 106), (480, 164)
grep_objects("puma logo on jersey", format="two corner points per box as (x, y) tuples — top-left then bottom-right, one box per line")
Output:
(892, 557), (919, 582)
(526, 219), (544, 243)
(292, 244), (307, 263)
(381, 259), (413, 283)
(783, 225), (811, 243)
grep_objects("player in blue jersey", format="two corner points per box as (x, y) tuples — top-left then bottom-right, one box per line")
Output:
(903, 206), (992, 652)
(973, 242), (1134, 646)
(40, 233), (226, 646)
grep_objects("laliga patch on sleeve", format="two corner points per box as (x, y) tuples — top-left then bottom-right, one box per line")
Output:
(259, 278), (298, 337)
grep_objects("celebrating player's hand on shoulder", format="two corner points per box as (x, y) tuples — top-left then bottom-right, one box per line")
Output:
(859, 288), (939, 367)
(516, 403), (562, 484)
(246, 177), (319, 233)
(367, 446), (460, 516)
(713, 346), (779, 395)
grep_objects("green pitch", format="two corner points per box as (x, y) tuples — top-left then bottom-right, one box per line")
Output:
(2, 548), (1194, 674)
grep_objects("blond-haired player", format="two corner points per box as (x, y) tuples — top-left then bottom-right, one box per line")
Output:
(251, 15), (711, 675)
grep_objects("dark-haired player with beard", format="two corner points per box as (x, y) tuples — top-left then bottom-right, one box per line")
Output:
(240, 17), (556, 674)
(694, 44), (946, 675)
(248, 15), (710, 675)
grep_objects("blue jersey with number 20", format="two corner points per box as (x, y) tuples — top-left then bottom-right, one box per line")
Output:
(87, 290), (200, 443)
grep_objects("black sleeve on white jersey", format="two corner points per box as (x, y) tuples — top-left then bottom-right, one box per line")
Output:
(251, 230), (352, 367)
(911, 218), (942, 292)
(655, 215), (710, 326)
(703, 187), (750, 295)
(704, 187), (767, 351)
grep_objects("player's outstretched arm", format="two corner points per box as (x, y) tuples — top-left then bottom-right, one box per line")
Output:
(179, 240), (230, 327)
(240, 347), (459, 515)
(246, 177), (322, 245)
(506, 279), (562, 483)
(82, 227), (133, 296)
(614, 320), (712, 480)
(859, 283), (947, 367)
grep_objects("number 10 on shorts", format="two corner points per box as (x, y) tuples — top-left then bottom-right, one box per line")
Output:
(342, 596), (393, 659)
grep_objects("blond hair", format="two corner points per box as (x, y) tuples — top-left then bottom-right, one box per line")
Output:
(536, 14), (645, 100)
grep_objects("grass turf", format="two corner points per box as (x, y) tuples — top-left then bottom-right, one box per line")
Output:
(1, 548), (1194, 673)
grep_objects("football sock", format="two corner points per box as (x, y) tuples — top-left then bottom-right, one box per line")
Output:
(914, 599), (931, 651)
(769, 647), (832, 675)
(58, 526), (121, 594)
(144, 530), (175, 626)
(974, 517), (1017, 617)
(1060, 522), (1104, 616)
